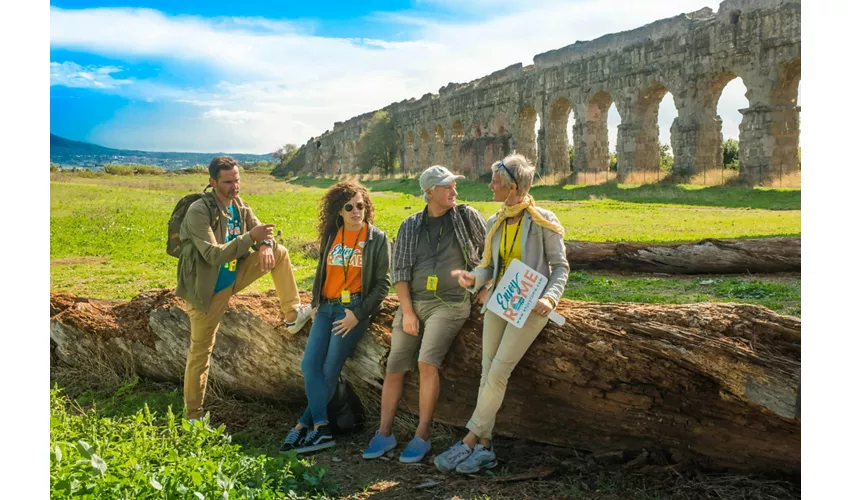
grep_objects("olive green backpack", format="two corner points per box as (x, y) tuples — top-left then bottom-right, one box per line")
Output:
(166, 187), (220, 258)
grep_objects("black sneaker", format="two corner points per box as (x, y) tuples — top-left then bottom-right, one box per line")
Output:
(280, 425), (308, 453)
(295, 425), (336, 453)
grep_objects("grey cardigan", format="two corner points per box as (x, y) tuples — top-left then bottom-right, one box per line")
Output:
(470, 207), (570, 312)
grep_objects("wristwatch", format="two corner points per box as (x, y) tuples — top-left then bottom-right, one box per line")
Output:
(260, 239), (273, 247)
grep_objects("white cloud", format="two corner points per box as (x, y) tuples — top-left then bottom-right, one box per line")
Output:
(50, 1), (733, 153)
(202, 108), (263, 124)
(50, 61), (133, 89)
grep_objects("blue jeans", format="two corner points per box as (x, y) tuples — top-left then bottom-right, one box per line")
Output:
(299, 299), (369, 427)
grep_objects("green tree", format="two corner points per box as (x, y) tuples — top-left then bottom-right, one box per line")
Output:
(609, 152), (618, 171)
(273, 144), (299, 167)
(659, 143), (674, 172)
(356, 110), (399, 175)
(568, 145), (575, 168)
(722, 138), (739, 169)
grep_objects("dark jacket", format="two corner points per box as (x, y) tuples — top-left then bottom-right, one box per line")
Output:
(311, 223), (392, 322)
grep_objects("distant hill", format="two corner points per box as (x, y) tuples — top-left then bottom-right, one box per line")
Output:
(50, 134), (275, 169)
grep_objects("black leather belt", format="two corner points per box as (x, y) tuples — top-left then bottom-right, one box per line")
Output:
(320, 293), (362, 305)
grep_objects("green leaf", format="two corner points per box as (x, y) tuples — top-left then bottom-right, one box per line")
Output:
(91, 454), (107, 476)
(177, 484), (188, 494)
(182, 420), (191, 431)
(76, 440), (94, 459)
(194, 493), (205, 500)
(149, 476), (162, 490)
(54, 444), (62, 463)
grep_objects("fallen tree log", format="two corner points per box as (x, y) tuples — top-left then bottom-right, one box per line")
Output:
(564, 237), (800, 274)
(50, 290), (800, 474)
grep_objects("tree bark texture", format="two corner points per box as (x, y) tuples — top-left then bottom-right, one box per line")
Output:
(50, 290), (800, 473)
(564, 237), (800, 274)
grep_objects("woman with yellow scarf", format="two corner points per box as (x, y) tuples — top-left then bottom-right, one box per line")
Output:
(435, 154), (569, 474)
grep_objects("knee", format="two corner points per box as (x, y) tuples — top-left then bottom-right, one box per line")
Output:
(301, 354), (323, 380)
(383, 370), (405, 385)
(418, 361), (439, 377)
(188, 336), (215, 356)
(479, 361), (492, 387)
(484, 359), (512, 390)
(274, 243), (289, 260)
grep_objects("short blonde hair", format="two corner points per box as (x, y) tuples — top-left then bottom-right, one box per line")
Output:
(491, 153), (535, 195)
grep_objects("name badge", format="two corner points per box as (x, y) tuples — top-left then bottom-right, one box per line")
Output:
(341, 289), (351, 304)
(426, 275), (439, 291)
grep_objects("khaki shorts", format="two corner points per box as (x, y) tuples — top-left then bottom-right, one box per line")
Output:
(386, 298), (471, 373)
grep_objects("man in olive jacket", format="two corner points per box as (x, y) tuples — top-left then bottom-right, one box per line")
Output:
(176, 156), (311, 422)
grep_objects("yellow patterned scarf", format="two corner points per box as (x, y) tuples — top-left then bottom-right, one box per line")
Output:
(478, 194), (564, 269)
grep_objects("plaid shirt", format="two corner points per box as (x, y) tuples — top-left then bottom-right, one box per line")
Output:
(392, 204), (487, 284)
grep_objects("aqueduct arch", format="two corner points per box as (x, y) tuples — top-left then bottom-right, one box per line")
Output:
(299, 0), (800, 185)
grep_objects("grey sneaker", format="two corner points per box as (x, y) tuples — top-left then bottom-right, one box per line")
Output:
(285, 305), (312, 334)
(434, 441), (473, 473)
(456, 443), (498, 473)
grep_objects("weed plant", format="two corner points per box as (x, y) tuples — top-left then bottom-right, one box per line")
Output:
(50, 387), (333, 499)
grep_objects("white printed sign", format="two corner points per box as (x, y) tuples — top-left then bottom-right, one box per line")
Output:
(486, 259), (564, 328)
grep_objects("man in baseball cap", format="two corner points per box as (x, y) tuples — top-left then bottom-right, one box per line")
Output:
(362, 165), (486, 464)
(419, 165), (465, 202)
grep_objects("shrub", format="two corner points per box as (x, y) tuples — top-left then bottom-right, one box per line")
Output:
(133, 164), (166, 175)
(50, 388), (332, 498)
(71, 169), (104, 179)
(609, 152), (618, 172)
(103, 164), (166, 176)
(722, 138), (739, 170)
(659, 143), (674, 172)
(103, 164), (135, 176)
(51, 162), (59, 172)
(179, 165), (209, 175)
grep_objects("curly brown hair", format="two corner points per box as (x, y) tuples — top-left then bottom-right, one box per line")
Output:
(317, 181), (375, 243)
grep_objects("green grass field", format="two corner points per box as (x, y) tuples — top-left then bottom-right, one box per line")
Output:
(50, 171), (801, 499)
(50, 171), (801, 309)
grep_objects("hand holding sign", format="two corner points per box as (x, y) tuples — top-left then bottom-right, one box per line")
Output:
(486, 260), (565, 328)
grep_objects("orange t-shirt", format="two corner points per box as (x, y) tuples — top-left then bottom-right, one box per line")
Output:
(321, 223), (368, 299)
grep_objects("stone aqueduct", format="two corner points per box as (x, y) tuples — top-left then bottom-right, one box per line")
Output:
(295, 0), (801, 184)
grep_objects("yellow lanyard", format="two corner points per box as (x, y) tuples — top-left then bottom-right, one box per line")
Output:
(340, 223), (365, 284)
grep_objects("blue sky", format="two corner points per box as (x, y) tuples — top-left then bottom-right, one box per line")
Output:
(50, 0), (754, 153)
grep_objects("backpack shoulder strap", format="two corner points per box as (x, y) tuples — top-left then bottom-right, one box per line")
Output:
(201, 190), (221, 231)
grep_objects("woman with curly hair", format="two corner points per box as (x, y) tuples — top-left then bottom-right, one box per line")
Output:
(280, 181), (392, 453)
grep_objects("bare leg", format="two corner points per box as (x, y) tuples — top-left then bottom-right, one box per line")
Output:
(416, 362), (440, 441)
(379, 371), (405, 436)
(462, 430), (478, 448)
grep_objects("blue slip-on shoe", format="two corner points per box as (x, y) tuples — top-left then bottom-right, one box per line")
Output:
(455, 443), (498, 473)
(399, 436), (431, 463)
(362, 431), (397, 459)
(434, 441), (473, 473)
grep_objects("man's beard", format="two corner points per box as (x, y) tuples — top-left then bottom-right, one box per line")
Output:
(218, 188), (237, 199)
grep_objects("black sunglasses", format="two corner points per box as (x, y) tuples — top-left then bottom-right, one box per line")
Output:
(497, 161), (518, 187)
(344, 202), (365, 212)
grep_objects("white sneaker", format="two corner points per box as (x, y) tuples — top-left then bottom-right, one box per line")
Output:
(285, 305), (312, 334)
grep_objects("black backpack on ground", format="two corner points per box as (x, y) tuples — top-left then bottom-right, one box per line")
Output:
(327, 376), (366, 434)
